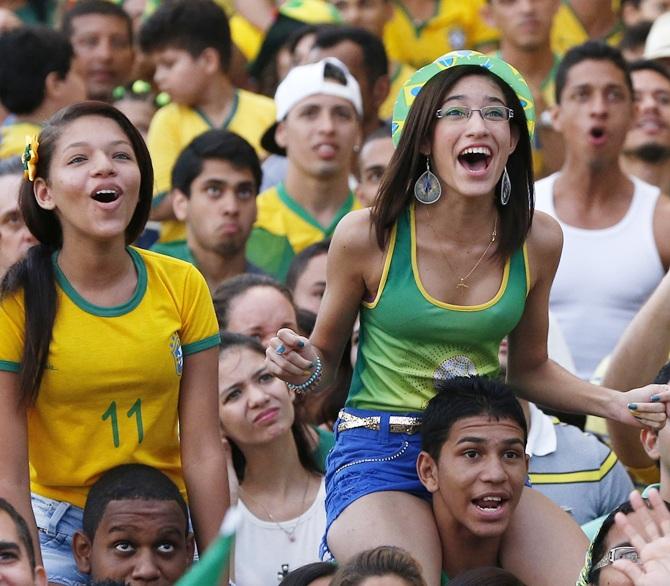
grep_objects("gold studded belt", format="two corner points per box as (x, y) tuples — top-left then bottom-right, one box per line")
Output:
(336, 410), (422, 434)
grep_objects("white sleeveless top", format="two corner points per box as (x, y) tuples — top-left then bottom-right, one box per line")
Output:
(535, 173), (664, 380)
(232, 479), (326, 585)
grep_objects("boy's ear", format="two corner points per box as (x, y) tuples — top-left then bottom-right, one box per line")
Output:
(185, 532), (196, 565)
(34, 565), (48, 586)
(641, 428), (661, 462)
(72, 530), (93, 574)
(199, 47), (222, 75)
(416, 451), (439, 493)
(171, 188), (190, 222)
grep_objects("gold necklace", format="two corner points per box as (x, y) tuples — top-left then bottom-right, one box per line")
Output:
(456, 217), (497, 289)
(239, 475), (312, 543)
(421, 209), (498, 291)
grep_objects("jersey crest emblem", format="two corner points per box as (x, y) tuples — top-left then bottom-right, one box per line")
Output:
(169, 332), (183, 376)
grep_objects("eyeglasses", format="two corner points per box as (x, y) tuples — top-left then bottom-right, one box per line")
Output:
(592, 546), (640, 571)
(435, 105), (514, 122)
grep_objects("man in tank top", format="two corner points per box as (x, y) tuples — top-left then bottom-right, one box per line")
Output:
(535, 41), (670, 382)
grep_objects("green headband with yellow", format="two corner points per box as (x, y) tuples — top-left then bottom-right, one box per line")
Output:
(392, 50), (536, 147)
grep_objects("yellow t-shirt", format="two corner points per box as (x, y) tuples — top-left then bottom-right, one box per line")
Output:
(230, 14), (264, 62)
(0, 121), (41, 160)
(551, 0), (623, 57)
(380, 61), (416, 121)
(247, 182), (361, 281)
(147, 88), (276, 243)
(0, 248), (219, 508)
(383, 0), (499, 70)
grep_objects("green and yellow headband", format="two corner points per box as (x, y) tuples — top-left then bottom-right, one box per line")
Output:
(22, 135), (39, 182)
(392, 50), (536, 147)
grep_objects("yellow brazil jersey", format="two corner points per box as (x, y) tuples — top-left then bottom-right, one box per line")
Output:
(0, 121), (41, 160)
(231, 14), (264, 62)
(380, 61), (416, 120)
(0, 248), (219, 508)
(551, 0), (623, 57)
(383, 0), (499, 70)
(147, 88), (276, 243)
(246, 182), (361, 281)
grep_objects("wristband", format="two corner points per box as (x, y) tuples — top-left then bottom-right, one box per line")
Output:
(287, 356), (323, 395)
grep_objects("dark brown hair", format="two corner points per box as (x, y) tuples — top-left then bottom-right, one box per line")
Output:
(217, 332), (320, 481)
(331, 546), (426, 586)
(371, 66), (534, 260)
(1, 101), (153, 406)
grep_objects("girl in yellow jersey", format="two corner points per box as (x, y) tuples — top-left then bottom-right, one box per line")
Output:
(265, 52), (670, 585)
(0, 102), (227, 585)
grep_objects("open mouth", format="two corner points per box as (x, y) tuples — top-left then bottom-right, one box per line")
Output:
(92, 189), (120, 203)
(590, 127), (606, 141)
(458, 146), (492, 172)
(472, 496), (505, 512)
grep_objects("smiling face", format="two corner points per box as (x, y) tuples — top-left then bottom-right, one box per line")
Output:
(218, 346), (295, 447)
(34, 115), (141, 246)
(173, 159), (257, 260)
(69, 14), (134, 101)
(225, 286), (298, 348)
(554, 59), (633, 169)
(623, 68), (670, 161)
(429, 74), (519, 201)
(276, 94), (361, 181)
(74, 500), (192, 586)
(419, 415), (528, 540)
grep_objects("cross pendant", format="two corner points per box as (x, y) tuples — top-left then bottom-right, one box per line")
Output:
(457, 281), (469, 289)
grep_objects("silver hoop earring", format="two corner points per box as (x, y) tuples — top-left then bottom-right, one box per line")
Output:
(414, 157), (442, 204)
(500, 166), (511, 206)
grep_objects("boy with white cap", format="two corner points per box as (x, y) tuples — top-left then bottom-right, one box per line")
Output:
(246, 57), (363, 281)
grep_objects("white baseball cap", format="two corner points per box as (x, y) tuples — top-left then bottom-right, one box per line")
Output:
(644, 11), (670, 60)
(261, 57), (363, 155)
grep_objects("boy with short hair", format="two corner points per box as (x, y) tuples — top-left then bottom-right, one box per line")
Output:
(139, 0), (275, 243)
(0, 26), (86, 159)
(72, 464), (194, 586)
(247, 57), (363, 281)
(152, 129), (265, 290)
(417, 376), (588, 585)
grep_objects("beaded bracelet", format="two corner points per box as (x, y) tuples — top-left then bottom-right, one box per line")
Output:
(287, 356), (323, 395)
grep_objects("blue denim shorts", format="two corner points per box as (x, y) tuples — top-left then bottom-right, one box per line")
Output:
(32, 493), (89, 586)
(321, 408), (430, 559)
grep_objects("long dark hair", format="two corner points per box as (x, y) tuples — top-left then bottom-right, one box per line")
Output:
(218, 333), (320, 482)
(0, 101), (153, 406)
(371, 66), (534, 260)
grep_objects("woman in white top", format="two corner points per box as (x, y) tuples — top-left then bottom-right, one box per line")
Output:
(218, 332), (326, 585)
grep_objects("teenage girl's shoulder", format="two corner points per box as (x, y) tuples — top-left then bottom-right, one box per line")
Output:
(133, 246), (204, 289)
(525, 211), (563, 284)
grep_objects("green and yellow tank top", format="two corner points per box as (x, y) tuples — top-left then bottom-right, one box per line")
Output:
(347, 205), (530, 413)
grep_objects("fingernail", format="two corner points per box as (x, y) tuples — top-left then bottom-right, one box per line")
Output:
(297, 340), (305, 348)
(628, 403), (638, 410)
(652, 395), (660, 402)
(276, 345), (285, 355)
(303, 370), (311, 376)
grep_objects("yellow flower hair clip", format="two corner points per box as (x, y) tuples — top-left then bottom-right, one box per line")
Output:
(22, 135), (39, 182)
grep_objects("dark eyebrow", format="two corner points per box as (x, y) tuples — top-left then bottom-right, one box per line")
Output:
(0, 541), (21, 553)
(443, 95), (506, 105)
(224, 367), (266, 392)
(456, 437), (525, 447)
(63, 140), (132, 151)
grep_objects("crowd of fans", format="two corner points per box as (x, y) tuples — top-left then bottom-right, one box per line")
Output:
(4, 1), (670, 585)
